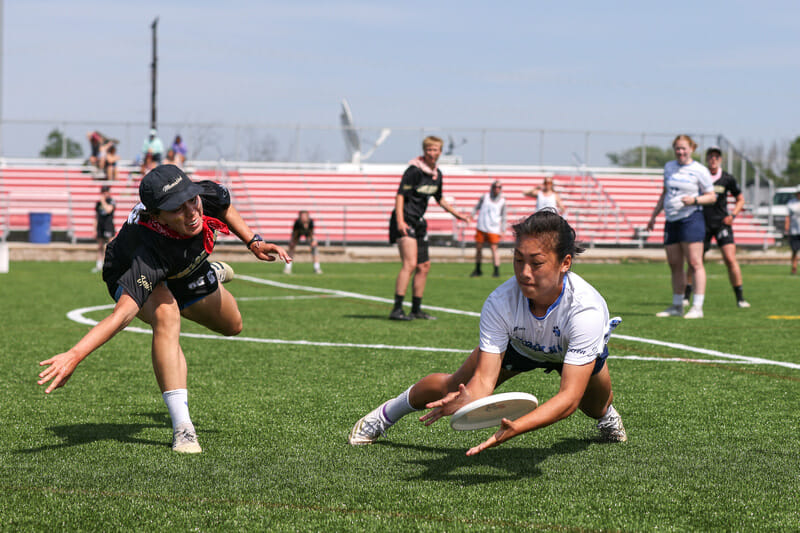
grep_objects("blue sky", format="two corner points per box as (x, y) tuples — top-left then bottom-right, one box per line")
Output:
(3, 0), (799, 164)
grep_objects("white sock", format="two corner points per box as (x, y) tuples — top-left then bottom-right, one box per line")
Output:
(599, 404), (619, 422)
(162, 389), (192, 431)
(313, 262), (321, 269)
(95, 260), (103, 269)
(672, 294), (684, 306)
(692, 294), (705, 308)
(382, 386), (418, 423)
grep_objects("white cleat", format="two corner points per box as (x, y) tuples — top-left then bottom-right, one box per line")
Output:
(597, 408), (627, 443)
(172, 423), (202, 454)
(349, 402), (391, 445)
(656, 305), (683, 317)
(684, 305), (704, 319)
(737, 300), (751, 308)
(210, 261), (234, 284)
(314, 266), (323, 274)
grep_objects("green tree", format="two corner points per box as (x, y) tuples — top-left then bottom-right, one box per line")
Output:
(606, 145), (674, 168)
(783, 136), (800, 185)
(39, 128), (83, 158)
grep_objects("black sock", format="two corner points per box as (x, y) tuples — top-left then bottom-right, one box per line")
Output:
(684, 284), (693, 300)
(411, 296), (422, 313)
(493, 265), (499, 275)
(393, 294), (404, 311)
(734, 285), (744, 301)
(474, 261), (482, 273)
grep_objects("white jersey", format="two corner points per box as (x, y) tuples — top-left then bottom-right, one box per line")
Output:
(536, 191), (559, 212)
(787, 197), (800, 235)
(663, 160), (714, 222)
(473, 192), (507, 235)
(479, 272), (611, 367)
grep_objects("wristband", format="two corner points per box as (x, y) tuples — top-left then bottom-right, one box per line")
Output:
(246, 234), (263, 250)
(694, 197), (698, 205)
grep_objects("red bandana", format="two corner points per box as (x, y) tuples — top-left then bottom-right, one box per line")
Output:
(139, 215), (230, 254)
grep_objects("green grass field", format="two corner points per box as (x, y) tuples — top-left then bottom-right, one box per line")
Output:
(1, 259), (798, 531)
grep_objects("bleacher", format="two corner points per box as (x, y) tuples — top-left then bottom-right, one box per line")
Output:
(0, 160), (780, 249)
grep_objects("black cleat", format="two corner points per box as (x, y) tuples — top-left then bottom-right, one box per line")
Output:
(408, 310), (437, 320)
(389, 308), (413, 321)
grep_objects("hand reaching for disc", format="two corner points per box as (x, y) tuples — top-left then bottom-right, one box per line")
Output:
(419, 383), (472, 426)
(466, 417), (518, 456)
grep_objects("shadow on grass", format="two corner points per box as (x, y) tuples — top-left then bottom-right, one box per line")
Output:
(380, 437), (592, 484)
(17, 411), (172, 453)
(342, 314), (393, 320)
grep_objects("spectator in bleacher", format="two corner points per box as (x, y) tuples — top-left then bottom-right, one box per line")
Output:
(38, 164), (291, 454)
(141, 129), (165, 175)
(171, 135), (188, 166)
(92, 185), (115, 273)
(388, 135), (471, 321)
(684, 146), (749, 308)
(284, 210), (322, 274)
(784, 188), (800, 275)
(87, 131), (108, 169)
(164, 148), (181, 168)
(646, 135), (716, 319)
(470, 180), (507, 278)
(523, 177), (565, 213)
(101, 142), (120, 181)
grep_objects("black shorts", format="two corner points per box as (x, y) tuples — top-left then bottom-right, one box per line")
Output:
(389, 216), (430, 264)
(111, 260), (219, 310)
(790, 235), (800, 253)
(96, 220), (115, 240)
(501, 342), (608, 375)
(703, 223), (735, 251)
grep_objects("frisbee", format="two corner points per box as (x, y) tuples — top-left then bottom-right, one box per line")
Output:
(450, 392), (538, 431)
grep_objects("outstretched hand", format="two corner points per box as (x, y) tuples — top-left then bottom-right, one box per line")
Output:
(419, 383), (472, 426)
(38, 351), (82, 394)
(466, 417), (518, 456)
(252, 241), (291, 263)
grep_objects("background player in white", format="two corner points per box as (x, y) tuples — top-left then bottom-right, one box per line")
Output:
(523, 176), (565, 213)
(647, 135), (716, 319)
(785, 188), (800, 275)
(350, 209), (626, 454)
(470, 180), (507, 278)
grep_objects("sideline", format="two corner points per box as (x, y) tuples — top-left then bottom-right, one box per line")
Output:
(65, 276), (800, 371)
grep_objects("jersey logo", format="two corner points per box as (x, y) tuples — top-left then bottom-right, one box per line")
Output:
(552, 326), (561, 337)
(136, 275), (153, 291)
(417, 185), (439, 195)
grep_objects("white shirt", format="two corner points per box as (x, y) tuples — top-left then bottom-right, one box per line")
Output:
(473, 192), (507, 235)
(663, 160), (714, 222)
(536, 191), (558, 212)
(787, 197), (800, 235)
(479, 272), (612, 367)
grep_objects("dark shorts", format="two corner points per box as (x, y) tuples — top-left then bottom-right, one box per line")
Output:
(791, 235), (800, 253)
(501, 343), (608, 375)
(111, 261), (219, 310)
(703, 223), (735, 251)
(96, 220), (115, 240)
(389, 216), (430, 264)
(664, 210), (705, 245)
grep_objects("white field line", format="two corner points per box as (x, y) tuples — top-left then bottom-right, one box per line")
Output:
(66, 277), (800, 371)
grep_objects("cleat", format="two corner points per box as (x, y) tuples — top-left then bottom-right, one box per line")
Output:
(172, 423), (202, 454)
(655, 305), (683, 317)
(389, 308), (413, 321)
(684, 305), (704, 319)
(210, 261), (234, 284)
(408, 310), (437, 320)
(470, 269), (482, 277)
(737, 300), (751, 308)
(349, 402), (391, 445)
(314, 266), (323, 274)
(597, 409), (627, 443)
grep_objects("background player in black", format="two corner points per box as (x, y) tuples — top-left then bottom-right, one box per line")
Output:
(38, 165), (290, 454)
(685, 146), (749, 308)
(284, 210), (322, 274)
(92, 185), (115, 273)
(388, 136), (470, 320)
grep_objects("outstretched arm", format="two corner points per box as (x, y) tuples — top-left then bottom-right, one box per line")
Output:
(38, 293), (141, 393)
(437, 197), (470, 223)
(465, 361), (593, 456)
(221, 203), (291, 263)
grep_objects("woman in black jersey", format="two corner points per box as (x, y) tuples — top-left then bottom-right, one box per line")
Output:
(37, 165), (289, 453)
(388, 136), (470, 321)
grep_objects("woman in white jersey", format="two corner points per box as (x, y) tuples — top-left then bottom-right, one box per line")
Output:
(350, 209), (626, 454)
(524, 177), (565, 213)
(646, 135), (716, 319)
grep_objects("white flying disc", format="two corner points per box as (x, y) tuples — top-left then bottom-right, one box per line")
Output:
(450, 392), (538, 431)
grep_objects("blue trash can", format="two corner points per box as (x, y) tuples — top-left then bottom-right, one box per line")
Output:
(29, 212), (52, 244)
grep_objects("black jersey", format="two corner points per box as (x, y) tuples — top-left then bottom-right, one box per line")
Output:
(394, 165), (443, 224)
(292, 219), (314, 239)
(703, 171), (741, 227)
(102, 181), (231, 308)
